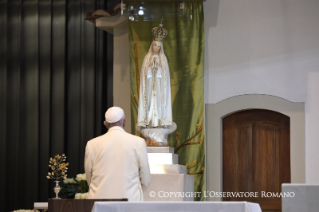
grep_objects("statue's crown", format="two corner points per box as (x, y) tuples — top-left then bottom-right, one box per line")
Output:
(152, 19), (168, 42)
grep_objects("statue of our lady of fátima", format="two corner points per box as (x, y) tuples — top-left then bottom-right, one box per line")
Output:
(137, 21), (173, 128)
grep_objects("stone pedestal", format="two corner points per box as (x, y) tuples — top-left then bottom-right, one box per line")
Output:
(282, 184), (319, 212)
(144, 147), (194, 201)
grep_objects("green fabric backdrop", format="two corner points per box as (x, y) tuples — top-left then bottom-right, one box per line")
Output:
(129, 0), (205, 201)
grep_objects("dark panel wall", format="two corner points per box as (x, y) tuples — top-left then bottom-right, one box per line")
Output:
(0, 0), (115, 211)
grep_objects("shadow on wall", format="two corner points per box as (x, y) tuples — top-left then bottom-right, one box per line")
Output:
(203, 0), (220, 103)
(204, 0), (220, 28)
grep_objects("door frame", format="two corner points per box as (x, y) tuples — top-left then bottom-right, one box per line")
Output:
(205, 94), (305, 201)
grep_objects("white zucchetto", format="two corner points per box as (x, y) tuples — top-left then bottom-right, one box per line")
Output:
(105, 107), (124, 123)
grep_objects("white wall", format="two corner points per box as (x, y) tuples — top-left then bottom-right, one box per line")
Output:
(306, 72), (319, 183)
(203, 0), (319, 183)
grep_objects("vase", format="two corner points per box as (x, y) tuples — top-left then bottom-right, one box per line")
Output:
(53, 180), (61, 199)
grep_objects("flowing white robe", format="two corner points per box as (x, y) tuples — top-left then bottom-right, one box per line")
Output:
(85, 126), (151, 201)
(137, 42), (173, 127)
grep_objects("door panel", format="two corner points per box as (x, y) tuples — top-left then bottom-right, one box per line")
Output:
(223, 109), (290, 212)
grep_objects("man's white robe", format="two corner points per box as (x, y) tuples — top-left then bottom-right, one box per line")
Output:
(85, 126), (151, 201)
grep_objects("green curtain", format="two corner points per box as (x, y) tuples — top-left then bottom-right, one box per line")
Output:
(129, 0), (205, 201)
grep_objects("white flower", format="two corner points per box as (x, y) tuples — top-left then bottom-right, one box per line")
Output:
(76, 173), (87, 181)
(74, 192), (88, 199)
(63, 178), (76, 184)
(13, 210), (40, 212)
(74, 193), (81, 199)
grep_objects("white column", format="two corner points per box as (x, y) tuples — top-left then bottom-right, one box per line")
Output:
(306, 71), (319, 183)
(96, 16), (131, 133)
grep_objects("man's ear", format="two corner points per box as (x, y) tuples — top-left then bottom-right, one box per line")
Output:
(123, 118), (126, 128)
(104, 121), (108, 129)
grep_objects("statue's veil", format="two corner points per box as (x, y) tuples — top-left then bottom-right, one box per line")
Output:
(141, 40), (167, 72)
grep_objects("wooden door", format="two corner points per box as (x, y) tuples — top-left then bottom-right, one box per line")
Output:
(223, 109), (290, 212)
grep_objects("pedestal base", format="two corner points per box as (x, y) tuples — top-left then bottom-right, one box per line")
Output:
(149, 164), (187, 174)
(137, 122), (177, 146)
(145, 146), (194, 201)
(282, 184), (319, 212)
(143, 174), (194, 201)
(148, 153), (178, 164)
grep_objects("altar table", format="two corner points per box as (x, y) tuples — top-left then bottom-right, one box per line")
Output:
(92, 201), (262, 212)
(48, 198), (127, 212)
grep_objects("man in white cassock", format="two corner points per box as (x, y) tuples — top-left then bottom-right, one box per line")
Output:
(85, 107), (151, 201)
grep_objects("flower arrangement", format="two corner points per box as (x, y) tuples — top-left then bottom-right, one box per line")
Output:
(74, 192), (89, 199)
(59, 173), (89, 199)
(46, 154), (69, 180)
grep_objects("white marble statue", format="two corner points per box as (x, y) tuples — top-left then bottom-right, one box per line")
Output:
(136, 21), (176, 146)
(137, 22), (172, 128)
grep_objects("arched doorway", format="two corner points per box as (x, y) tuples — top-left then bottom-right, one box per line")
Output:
(223, 109), (291, 212)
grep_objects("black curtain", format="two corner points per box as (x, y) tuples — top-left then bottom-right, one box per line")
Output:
(0, 0), (116, 211)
